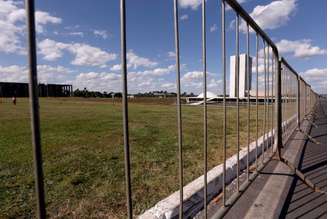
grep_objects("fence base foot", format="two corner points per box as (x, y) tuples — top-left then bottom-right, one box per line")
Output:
(297, 128), (320, 145)
(279, 156), (325, 194)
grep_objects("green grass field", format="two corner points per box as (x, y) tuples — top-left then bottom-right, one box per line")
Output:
(0, 97), (290, 218)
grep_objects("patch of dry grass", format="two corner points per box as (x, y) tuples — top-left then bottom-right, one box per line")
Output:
(0, 97), (295, 218)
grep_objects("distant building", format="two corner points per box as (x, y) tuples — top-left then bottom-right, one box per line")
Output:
(0, 82), (73, 97)
(186, 91), (219, 103)
(229, 54), (252, 98)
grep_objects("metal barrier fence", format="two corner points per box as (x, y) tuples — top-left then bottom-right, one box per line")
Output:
(23, 0), (320, 218)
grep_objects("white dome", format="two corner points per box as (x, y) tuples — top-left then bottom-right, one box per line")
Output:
(197, 91), (218, 98)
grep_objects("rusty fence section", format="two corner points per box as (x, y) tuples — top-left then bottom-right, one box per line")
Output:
(23, 0), (320, 218)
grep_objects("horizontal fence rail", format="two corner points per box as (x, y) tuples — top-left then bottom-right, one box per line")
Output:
(22, 0), (321, 218)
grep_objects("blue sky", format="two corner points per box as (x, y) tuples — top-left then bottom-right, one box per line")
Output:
(0, 0), (326, 94)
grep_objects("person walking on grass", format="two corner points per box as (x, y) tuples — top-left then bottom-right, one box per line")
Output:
(12, 96), (16, 105)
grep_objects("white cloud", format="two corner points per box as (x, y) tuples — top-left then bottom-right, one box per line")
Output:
(233, 0), (296, 32)
(168, 51), (176, 58)
(0, 65), (27, 82)
(210, 24), (217, 32)
(73, 65), (175, 92)
(181, 71), (204, 81)
(38, 39), (67, 61)
(302, 68), (326, 78)
(301, 68), (327, 93)
(130, 65), (175, 77)
(127, 50), (158, 69)
(38, 39), (117, 67)
(180, 14), (189, 21)
(0, 0), (61, 54)
(179, 0), (202, 10)
(161, 82), (175, 89)
(93, 30), (109, 39)
(181, 70), (221, 93)
(276, 39), (326, 58)
(0, 64), (71, 84)
(68, 32), (84, 37)
(245, 0), (296, 31)
(68, 44), (116, 67)
(226, 0), (248, 10)
(74, 72), (121, 91)
(35, 11), (62, 33)
(110, 64), (121, 71)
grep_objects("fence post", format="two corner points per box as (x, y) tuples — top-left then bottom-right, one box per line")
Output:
(25, 0), (46, 218)
(120, 0), (133, 218)
(275, 59), (282, 158)
(297, 75), (301, 129)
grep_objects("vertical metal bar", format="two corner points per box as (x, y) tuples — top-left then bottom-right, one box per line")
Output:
(267, 47), (270, 151)
(173, 0), (183, 217)
(120, 0), (133, 218)
(271, 51), (274, 153)
(281, 66), (284, 137)
(221, 0), (227, 206)
(276, 58), (282, 159)
(262, 40), (266, 160)
(286, 72), (290, 123)
(305, 85), (307, 115)
(255, 33), (259, 168)
(283, 66), (286, 137)
(246, 23), (250, 181)
(304, 82), (306, 118)
(25, 0), (46, 218)
(235, 13), (240, 192)
(265, 44), (269, 152)
(202, 0), (208, 216)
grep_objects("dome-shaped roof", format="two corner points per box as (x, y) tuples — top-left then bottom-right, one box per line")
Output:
(197, 91), (218, 98)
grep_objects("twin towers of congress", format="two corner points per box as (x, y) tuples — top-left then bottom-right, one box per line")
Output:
(229, 54), (252, 98)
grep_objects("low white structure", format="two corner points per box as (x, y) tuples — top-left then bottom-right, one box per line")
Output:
(186, 91), (219, 104)
(229, 54), (252, 98)
(196, 91), (218, 99)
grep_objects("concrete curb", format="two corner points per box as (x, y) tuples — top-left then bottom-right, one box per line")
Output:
(139, 115), (297, 219)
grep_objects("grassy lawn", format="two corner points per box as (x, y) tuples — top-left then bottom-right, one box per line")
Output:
(0, 97), (288, 218)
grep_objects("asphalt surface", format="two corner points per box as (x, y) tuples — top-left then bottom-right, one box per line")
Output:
(279, 100), (327, 219)
(204, 99), (327, 219)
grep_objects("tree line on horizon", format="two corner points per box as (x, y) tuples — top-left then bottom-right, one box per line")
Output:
(73, 88), (198, 98)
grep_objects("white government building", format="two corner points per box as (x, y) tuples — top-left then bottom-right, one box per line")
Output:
(186, 53), (253, 104)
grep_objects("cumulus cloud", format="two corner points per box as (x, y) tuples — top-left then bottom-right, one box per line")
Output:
(93, 30), (109, 39)
(38, 38), (117, 67)
(180, 14), (189, 21)
(35, 11), (62, 33)
(130, 65), (175, 77)
(110, 64), (121, 71)
(226, 0), (248, 10)
(179, 0), (248, 10)
(110, 52), (161, 72)
(181, 70), (221, 93)
(67, 31), (84, 37)
(74, 72), (121, 91)
(168, 51), (176, 58)
(127, 50), (158, 69)
(178, 0), (202, 10)
(301, 68), (327, 93)
(235, 0), (296, 32)
(0, 64), (71, 84)
(38, 39), (67, 61)
(0, 0), (61, 54)
(73, 65), (175, 92)
(276, 39), (326, 58)
(210, 24), (217, 32)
